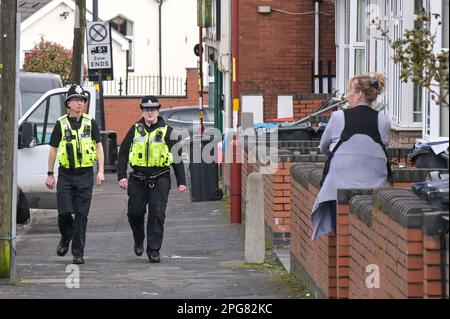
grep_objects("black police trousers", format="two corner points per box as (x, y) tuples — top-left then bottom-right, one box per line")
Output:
(56, 169), (94, 257)
(127, 172), (171, 255)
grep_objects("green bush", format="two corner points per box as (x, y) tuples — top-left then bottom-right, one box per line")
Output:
(22, 37), (72, 85)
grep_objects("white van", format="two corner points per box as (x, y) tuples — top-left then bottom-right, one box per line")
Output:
(17, 82), (96, 223)
(18, 72), (63, 116)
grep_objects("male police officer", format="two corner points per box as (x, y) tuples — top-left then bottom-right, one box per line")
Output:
(118, 96), (186, 263)
(45, 84), (105, 265)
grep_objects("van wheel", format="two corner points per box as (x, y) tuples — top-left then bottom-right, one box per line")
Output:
(17, 190), (30, 224)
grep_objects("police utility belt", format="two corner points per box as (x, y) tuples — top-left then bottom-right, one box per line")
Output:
(131, 169), (170, 188)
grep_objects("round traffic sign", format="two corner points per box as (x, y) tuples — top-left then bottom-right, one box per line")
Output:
(89, 24), (108, 42)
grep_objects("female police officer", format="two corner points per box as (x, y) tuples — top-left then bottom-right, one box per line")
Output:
(45, 84), (105, 265)
(117, 96), (186, 263)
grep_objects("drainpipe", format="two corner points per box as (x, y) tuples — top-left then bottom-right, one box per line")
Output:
(313, 0), (321, 93)
(199, 26), (204, 134)
(230, 0), (241, 224)
(158, 0), (164, 96)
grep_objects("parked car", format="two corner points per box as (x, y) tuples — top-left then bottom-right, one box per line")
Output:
(159, 106), (215, 135)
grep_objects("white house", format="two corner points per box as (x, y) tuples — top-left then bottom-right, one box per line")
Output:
(19, 0), (199, 95)
(19, 0), (130, 84)
(334, 0), (449, 143)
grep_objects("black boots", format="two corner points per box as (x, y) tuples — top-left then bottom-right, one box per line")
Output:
(57, 238), (84, 264)
(56, 238), (70, 257)
(72, 255), (85, 264)
(134, 242), (144, 256)
(148, 251), (160, 263)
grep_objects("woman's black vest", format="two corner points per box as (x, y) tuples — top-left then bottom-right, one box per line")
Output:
(320, 105), (393, 186)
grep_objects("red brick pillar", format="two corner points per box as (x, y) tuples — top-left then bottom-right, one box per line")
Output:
(423, 211), (448, 299)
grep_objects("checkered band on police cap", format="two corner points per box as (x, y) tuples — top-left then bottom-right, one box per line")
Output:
(140, 95), (160, 109)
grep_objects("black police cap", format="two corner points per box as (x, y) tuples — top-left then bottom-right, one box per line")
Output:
(65, 84), (88, 107)
(140, 95), (161, 109)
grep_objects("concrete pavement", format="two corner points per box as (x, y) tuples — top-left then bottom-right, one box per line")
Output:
(0, 172), (310, 299)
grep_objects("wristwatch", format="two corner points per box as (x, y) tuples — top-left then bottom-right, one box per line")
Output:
(47, 171), (54, 176)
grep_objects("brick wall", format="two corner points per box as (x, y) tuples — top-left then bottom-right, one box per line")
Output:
(422, 212), (449, 299)
(290, 165), (449, 299)
(241, 139), (327, 248)
(239, 0), (335, 120)
(390, 129), (422, 149)
(423, 233), (442, 298)
(263, 161), (292, 247)
(292, 95), (332, 121)
(343, 189), (427, 298)
(345, 191), (448, 299)
(241, 149), (295, 247)
(290, 164), (336, 298)
(104, 68), (208, 144)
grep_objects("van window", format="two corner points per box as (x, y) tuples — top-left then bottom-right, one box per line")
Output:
(19, 73), (62, 115)
(21, 91), (43, 114)
(24, 93), (66, 145)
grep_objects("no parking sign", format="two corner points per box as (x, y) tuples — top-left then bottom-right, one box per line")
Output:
(86, 21), (114, 81)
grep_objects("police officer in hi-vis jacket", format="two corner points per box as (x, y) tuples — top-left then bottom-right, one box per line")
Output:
(117, 96), (186, 263)
(45, 84), (105, 265)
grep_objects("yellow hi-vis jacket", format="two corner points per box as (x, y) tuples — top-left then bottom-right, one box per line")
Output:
(57, 114), (97, 169)
(128, 124), (173, 167)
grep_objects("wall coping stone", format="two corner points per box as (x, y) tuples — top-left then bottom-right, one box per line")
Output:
(392, 168), (449, 182)
(423, 211), (449, 235)
(309, 168), (324, 189)
(374, 188), (442, 228)
(291, 165), (317, 189)
(349, 195), (374, 227)
(337, 188), (374, 204)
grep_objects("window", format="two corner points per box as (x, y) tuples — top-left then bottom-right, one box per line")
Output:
(412, 0), (425, 123)
(440, 0), (449, 136)
(344, 0), (351, 91)
(110, 15), (134, 70)
(350, 0), (366, 77)
(24, 93), (67, 145)
(413, 84), (423, 122)
(354, 49), (366, 75)
(110, 16), (133, 36)
(443, 0), (449, 48)
(423, 0), (449, 137)
(356, 0), (366, 42)
(126, 37), (134, 70)
(440, 97), (449, 137)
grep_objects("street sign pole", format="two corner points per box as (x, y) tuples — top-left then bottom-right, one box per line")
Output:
(91, 1), (104, 130)
(86, 20), (113, 131)
(98, 70), (105, 131)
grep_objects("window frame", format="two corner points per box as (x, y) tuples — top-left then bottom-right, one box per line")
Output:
(349, 0), (367, 78)
(110, 15), (135, 71)
(425, 0), (449, 138)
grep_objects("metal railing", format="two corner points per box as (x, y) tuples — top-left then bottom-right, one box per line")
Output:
(86, 75), (186, 96)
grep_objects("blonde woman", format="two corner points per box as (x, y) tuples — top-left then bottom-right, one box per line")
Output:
(311, 73), (391, 240)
